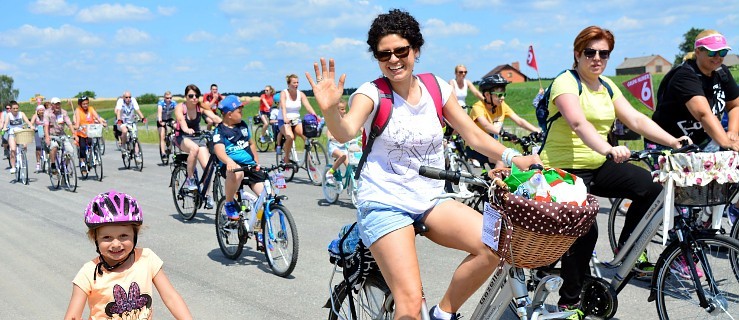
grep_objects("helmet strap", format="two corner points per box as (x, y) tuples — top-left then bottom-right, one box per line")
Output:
(92, 238), (137, 281)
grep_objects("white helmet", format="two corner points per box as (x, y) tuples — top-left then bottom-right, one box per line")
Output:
(50, 97), (61, 104)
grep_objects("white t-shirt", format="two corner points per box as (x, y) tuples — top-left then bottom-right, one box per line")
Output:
(278, 90), (301, 121)
(350, 75), (452, 214)
(115, 97), (140, 123)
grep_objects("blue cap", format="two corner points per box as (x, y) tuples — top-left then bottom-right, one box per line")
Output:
(218, 95), (242, 113)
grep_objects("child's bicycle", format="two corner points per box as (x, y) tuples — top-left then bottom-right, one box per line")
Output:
(322, 139), (362, 207)
(252, 115), (275, 152)
(214, 163), (299, 277)
(325, 165), (601, 320)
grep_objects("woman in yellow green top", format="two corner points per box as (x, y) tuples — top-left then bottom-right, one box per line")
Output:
(539, 26), (690, 316)
(467, 74), (541, 168)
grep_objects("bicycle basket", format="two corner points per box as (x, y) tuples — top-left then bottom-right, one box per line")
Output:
(487, 169), (599, 269)
(303, 114), (320, 138)
(86, 124), (103, 138)
(657, 151), (739, 207)
(13, 128), (35, 145)
(328, 223), (378, 287)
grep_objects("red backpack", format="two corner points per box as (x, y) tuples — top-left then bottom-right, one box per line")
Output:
(353, 73), (444, 179)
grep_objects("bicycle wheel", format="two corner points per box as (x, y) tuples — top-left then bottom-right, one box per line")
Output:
(62, 154), (77, 192)
(654, 234), (739, 319)
(349, 172), (359, 208)
(20, 149), (29, 185)
(580, 275), (618, 319)
(212, 170), (224, 204)
(48, 156), (60, 189)
(98, 136), (106, 155)
(322, 166), (341, 204)
(133, 140), (143, 171)
(215, 198), (246, 259)
(283, 160), (297, 182)
(79, 151), (89, 180)
(262, 203), (299, 277)
(95, 143), (104, 181)
(607, 197), (664, 273)
(451, 157), (473, 194)
(327, 273), (393, 320)
(254, 125), (271, 152)
(171, 165), (197, 220)
(122, 144), (131, 169)
(306, 142), (329, 186)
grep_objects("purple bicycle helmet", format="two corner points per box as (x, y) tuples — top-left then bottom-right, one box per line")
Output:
(84, 190), (143, 229)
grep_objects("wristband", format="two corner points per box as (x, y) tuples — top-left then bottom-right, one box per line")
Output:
(502, 147), (522, 167)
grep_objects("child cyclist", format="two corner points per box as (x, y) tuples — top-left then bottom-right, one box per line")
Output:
(324, 99), (360, 185)
(64, 190), (192, 320)
(212, 95), (266, 220)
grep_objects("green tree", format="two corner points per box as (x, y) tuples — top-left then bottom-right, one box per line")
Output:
(0, 75), (19, 105)
(137, 93), (158, 104)
(673, 27), (704, 66)
(75, 90), (96, 99)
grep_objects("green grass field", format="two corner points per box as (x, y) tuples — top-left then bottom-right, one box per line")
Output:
(12, 69), (738, 150)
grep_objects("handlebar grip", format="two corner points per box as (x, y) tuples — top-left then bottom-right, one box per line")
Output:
(529, 164), (544, 171)
(419, 166), (460, 183)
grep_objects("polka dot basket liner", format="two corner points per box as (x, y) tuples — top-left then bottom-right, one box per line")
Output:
(489, 168), (600, 269)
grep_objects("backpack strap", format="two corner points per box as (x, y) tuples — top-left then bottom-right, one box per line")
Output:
(353, 74), (444, 180)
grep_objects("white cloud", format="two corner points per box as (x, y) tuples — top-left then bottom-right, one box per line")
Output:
(415, 0), (452, 4)
(0, 60), (16, 72)
(609, 16), (642, 31)
(243, 61), (265, 71)
(482, 40), (506, 51)
(157, 6), (177, 16)
(28, 0), (77, 15)
(423, 18), (478, 37)
(462, 0), (502, 9)
(77, 4), (152, 23)
(115, 28), (151, 44)
(531, 0), (561, 10)
(718, 14), (739, 26)
(318, 37), (364, 52)
(0, 24), (103, 48)
(116, 52), (157, 65)
(275, 41), (311, 55)
(184, 31), (214, 43)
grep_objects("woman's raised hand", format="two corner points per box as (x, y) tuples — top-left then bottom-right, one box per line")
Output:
(306, 58), (346, 114)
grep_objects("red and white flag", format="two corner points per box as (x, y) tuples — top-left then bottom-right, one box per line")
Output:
(527, 45), (538, 72)
(622, 73), (655, 111)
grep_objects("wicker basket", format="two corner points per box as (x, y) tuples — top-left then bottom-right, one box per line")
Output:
(487, 168), (599, 269)
(13, 128), (35, 145)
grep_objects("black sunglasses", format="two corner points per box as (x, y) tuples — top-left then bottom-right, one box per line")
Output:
(583, 48), (611, 60)
(374, 45), (411, 62)
(187, 94), (198, 99)
(705, 48), (729, 57)
(457, 71), (467, 74)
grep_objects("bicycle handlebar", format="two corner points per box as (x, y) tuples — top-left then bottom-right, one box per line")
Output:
(419, 166), (488, 187)
(606, 143), (700, 162)
(231, 162), (290, 174)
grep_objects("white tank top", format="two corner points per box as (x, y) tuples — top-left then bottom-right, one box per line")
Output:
(453, 79), (468, 106)
(6, 112), (24, 130)
(279, 89), (301, 120)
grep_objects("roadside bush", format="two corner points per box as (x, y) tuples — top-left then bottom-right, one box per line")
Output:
(137, 93), (158, 104)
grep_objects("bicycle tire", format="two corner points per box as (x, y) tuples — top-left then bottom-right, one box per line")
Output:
(327, 273), (393, 320)
(171, 165), (197, 220)
(20, 149), (29, 185)
(212, 170), (224, 204)
(95, 143), (104, 182)
(62, 153), (77, 192)
(48, 155), (60, 189)
(451, 157), (473, 194)
(79, 151), (89, 180)
(122, 144), (131, 169)
(98, 136), (106, 155)
(215, 198), (246, 259)
(133, 140), (143, 172)
(283, 160), (297, 182)
(322, 166), (341, 204)
(607, 197), (664, 272)
(580, 275), (618, 319)
(306, 142), (329, 186)
(263, 203), (299, 277)
(254, 125), (271, 152)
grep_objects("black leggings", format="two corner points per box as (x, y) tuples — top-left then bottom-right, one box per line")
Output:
(557, 159), (662, 305)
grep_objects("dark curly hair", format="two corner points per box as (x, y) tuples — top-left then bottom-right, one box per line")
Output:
(367, 9), (424, 55)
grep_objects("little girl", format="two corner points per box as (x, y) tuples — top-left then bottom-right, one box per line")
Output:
(28, 105), (45, 172)
(64, 190), (192, 320)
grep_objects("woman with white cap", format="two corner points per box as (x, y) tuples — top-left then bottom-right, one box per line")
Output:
(650, 29), (739, 151)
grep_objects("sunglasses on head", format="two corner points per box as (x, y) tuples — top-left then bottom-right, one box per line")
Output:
(374, 45), (411, 62)
(704, 48), (729, 57)
(187, 94), (198, 99)
(583, 48), (611, 60)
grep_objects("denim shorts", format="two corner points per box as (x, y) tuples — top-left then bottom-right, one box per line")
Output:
(356, 199), (449, 247)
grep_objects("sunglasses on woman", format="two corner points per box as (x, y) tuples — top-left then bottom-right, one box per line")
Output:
(187, 94), (198, 99)
(583, 48), (611, 60)
(374, 45), (411, 62)
(705, 48), (729, 57)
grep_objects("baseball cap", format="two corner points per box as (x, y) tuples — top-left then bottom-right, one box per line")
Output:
(695, 34), (732, 51)
(218, 95), (243, 113)
(50, 97), (61, 104)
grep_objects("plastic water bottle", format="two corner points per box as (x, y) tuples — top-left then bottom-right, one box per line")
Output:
(240, 190), (258, 209)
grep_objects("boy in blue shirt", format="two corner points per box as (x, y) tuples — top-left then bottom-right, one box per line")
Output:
(213, 95), (266, 220)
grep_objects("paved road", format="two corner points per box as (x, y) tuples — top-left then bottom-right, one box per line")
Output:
(0, 142), (660, 319)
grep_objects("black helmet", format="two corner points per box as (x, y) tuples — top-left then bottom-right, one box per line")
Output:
(78, 96), (89, 104)
(478, 74), (508, 92)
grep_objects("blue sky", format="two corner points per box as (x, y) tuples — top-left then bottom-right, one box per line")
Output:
(2, 0), (737, 100)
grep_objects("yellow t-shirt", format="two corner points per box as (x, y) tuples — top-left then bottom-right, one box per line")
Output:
(72, 248), (163, 319)
(469, 100), (515, 132)
(539, 72), (622, 169)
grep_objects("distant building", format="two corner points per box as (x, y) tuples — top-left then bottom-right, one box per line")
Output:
(723, 54), (739, 69)
(482, 62), (529, 83)
(615, 55), (672, 75)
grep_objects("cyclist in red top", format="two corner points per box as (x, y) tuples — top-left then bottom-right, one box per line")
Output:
(258, 85), (275, 143)
(203, 83), (223, 130)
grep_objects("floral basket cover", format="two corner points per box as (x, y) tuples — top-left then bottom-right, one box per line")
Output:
(656, 151), (739, 244)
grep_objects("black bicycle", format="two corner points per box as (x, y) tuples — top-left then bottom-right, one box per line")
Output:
(169, 131), (224, 220)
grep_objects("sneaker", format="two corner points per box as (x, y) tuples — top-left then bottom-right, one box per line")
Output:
(260, 136), (266, 143)
(224, 201), (240, 221)
(635, 250), (655, 273)
(204, 195), (214, 209)
(9, 167), (16, 174)
(80, 163), (87, 174)
(51, 163), (58, 175)
(559, 304), (584, 320)
(471, 159), (481, 168)
(35, 163), (40, 172)
(184, 177), (198, 191)
(429, 305), (461, 320)
(325, 170), (337, 185)
(670, 255), (704, 280)
(728, 204), (739, 225)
